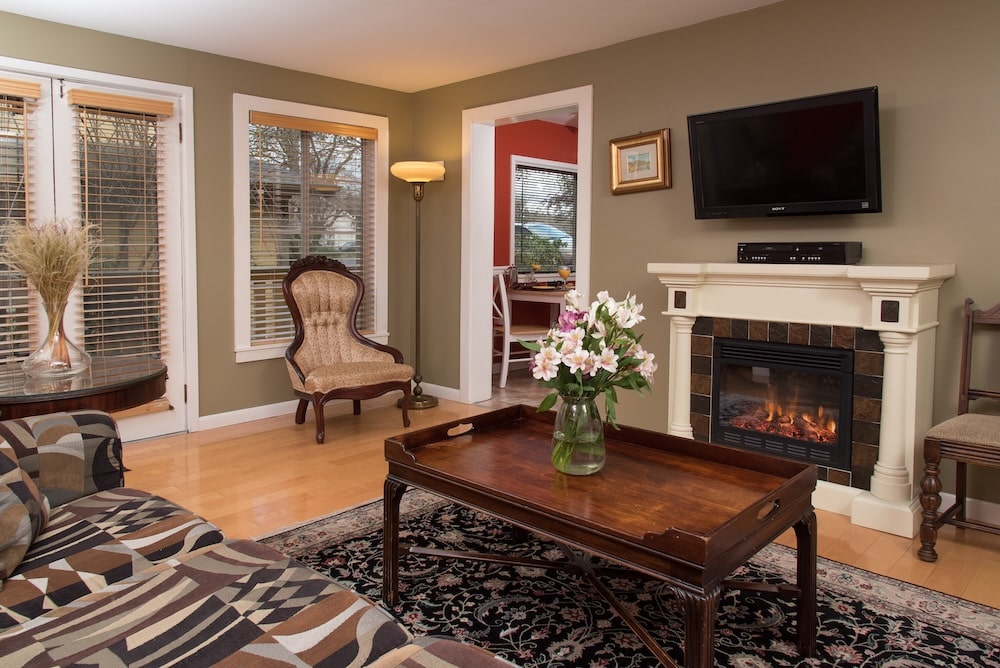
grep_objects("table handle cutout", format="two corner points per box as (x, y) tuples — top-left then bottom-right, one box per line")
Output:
(757, 499), (781, 521)
(447, 423), (474, 437)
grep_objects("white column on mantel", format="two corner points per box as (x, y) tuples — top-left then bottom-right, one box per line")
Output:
(868, 331), (915, 502)
(667, 315), (696, 438)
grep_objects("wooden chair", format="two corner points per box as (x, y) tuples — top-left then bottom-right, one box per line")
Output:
(282, 256), (412, 443)
(918, 298), (1000, 561)
(492, 270), (550, 388)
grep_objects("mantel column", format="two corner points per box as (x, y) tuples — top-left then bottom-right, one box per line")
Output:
(868, 331), (915, 502)
(667, 315), (696, 438)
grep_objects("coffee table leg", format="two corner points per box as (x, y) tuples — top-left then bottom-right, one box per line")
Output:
(678, 586), (721, 668)
(793, 510), (817, 658)
(382, 478), (407, 607)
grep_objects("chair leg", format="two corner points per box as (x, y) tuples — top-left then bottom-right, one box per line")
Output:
(352, 399), (361, 416)
(500, 345), (510, 389)
(312, 398), (326, 444)
(294, 399), (309, 425)
(918, 439), (943, 562)
(400, 388), (411, 428)
(955, 462), (968, 522)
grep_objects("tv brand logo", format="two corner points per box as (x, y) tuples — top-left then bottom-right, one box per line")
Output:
(770, 206), (786, 212)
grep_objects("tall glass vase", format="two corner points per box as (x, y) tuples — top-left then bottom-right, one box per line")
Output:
(551, 394), (606, 475)
(23, 299), (91, 379)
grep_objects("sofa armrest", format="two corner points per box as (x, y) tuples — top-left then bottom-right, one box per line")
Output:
(0, 410), (123, 506)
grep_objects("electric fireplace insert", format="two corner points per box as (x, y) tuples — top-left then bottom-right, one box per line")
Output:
(712, 338), (853, 470)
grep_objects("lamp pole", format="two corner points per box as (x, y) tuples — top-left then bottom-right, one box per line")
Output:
(391, 161), (445, 410)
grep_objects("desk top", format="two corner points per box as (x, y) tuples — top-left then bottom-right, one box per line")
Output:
(0, 356), (167, 419)
(508, 287), (569, 304)
(385, 405), (816, 583)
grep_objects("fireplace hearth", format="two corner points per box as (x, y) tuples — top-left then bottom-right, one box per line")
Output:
(712, 338), (854, 470)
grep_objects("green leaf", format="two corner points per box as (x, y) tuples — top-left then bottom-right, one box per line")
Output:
(537, 392), (558, 412)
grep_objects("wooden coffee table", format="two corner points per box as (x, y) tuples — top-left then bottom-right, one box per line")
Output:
(383, 405), (817, 667)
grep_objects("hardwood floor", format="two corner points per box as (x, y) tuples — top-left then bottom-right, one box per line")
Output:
(123, 370), (1000, 609)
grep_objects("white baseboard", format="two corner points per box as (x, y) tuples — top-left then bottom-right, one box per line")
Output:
(813, 480), (1000, 537)
(194, 382), (460, 433)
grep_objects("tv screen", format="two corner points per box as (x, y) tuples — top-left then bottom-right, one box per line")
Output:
(688, 87), (882, 219)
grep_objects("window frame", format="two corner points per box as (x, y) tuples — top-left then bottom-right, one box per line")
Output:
(232, 94), (389, 363)
(509, 155), (578, 277)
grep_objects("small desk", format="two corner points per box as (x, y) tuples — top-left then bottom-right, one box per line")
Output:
(508, 287), (568, 321)
(0, 356), (167, 419)
(383, 405), (817, 668)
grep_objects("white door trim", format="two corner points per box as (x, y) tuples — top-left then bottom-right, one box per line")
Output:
(459, 86), (594, 403)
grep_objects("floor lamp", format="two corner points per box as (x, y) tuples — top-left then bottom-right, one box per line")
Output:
(391, 160), (445, 410)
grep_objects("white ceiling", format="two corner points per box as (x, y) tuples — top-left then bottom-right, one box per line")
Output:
(0, 0), (778, 93)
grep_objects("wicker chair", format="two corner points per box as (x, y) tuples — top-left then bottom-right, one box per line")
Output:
(918, 298), (1000, 561)
(282, 256), (412, 443)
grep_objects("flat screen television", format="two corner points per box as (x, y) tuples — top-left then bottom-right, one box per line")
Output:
(687, 87), (882, 219)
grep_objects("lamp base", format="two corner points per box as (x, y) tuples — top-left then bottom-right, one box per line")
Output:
(397, 394), (438, 410)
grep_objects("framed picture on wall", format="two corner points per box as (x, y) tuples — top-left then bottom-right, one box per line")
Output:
(609, 129), (671, 194)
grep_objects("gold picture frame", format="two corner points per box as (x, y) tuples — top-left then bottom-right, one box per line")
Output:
(609, 129), (671, 195)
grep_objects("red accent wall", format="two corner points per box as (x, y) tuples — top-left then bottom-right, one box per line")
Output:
(494, 120), (578, 266)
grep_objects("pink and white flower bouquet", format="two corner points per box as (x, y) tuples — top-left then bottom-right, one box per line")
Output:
(525, 289), (657, 427)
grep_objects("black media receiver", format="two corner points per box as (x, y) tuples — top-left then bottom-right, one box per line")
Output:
(738, 241), (862, 265)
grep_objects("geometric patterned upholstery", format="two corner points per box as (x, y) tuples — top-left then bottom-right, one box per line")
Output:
(372, 637), (518, 667)
(0, 488), (224, 630)
(0, 410), (123, 507)
(0, 441), (49, 585)
(0, 539), (413, 666)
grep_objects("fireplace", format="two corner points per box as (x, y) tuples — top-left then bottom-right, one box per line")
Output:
(712, 338), (853, 470)
(648, 261), (955, 538)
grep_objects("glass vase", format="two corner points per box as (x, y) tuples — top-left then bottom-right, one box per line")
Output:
(23, 299), (91, 379)
(551, 394), (606, 475)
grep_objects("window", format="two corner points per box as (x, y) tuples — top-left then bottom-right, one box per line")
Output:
(0, 78), (37, 362)
(512, 158), (578, 272)
(0, 75), (175, 365)
(71, 92), (172, 358)
(233, 95), (389, 363)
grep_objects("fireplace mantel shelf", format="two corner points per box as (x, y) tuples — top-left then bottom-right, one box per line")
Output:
(647, 262), (956, 538)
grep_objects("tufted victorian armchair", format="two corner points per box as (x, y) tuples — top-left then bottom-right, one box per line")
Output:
(282, 256), (413, 443)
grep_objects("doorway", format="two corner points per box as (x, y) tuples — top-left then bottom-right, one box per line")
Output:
(459, 86), (594, 404)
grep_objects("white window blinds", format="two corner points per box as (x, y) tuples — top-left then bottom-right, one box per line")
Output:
(0, 78), (39, 361)
(247, 111), (377, 344)
(513, 162), (578, 272)
(70, 89), (171, 359)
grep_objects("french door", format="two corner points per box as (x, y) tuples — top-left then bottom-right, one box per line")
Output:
(0, 63), (191, 440)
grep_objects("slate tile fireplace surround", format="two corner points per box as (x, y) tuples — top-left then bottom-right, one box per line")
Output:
(648, 262), (955, 538)
(690, 318), (883, 485)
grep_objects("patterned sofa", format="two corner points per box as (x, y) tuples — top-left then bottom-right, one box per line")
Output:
(0, 411), (511, 667)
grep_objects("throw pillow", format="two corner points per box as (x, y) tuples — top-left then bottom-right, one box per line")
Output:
(0, 441), (49, 587)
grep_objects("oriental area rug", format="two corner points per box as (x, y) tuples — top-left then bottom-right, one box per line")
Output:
(258, 489), (1000, 667)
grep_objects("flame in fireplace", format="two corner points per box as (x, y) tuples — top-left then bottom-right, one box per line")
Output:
(736, 394), (838, 443)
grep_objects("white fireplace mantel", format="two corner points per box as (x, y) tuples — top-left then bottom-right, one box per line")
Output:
(647, 262), (955, 538)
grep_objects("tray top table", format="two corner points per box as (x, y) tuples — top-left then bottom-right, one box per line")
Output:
(383, 404), (817, 667)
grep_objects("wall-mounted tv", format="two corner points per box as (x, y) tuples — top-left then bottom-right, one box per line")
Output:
(688, 87), (882, 219)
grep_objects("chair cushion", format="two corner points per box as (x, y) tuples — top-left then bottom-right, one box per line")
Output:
(0, 539), (412, 667)
(301, 361), (414, 394)
(926, 413), (1000, 449)
(0, 442), (49, 587)
(0, 487), (223, 629)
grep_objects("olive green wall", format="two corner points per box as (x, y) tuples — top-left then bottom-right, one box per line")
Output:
(409, 0), (1000, 500)
(0, 11), (417, 418)
(2, 0), (998, 500)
